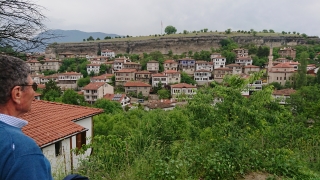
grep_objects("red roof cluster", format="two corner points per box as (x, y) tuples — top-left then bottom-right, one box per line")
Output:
(21, 100), (103, 147)
(124, 81), (151, 87)
(171, 83), (196, 88)
(82, 82), (105, 90)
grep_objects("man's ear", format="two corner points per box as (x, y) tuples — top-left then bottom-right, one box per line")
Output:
(11, 86), (22, 104)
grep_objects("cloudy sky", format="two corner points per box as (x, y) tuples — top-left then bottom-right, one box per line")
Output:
(36, 0), (320, 37)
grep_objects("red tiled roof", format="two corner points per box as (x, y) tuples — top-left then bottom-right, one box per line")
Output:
(91, 74), (113, 80)
(164, 60), (178, 64)
(147, 60), (158, 63)
(244, 65), (260, 68)
(124, 62), (141, 65)
(82, 82), (105, 90)
(152, 73), (167, 77)
(214, 68), (232, 71)
(272, 63), (294, 68)
(103, 93), (126, 102)
(164, 70), (180, 74)
(273, 89), (296, 96)
(87, 64), (100, 66)
(37, 84), (45, 89)
(60, 71), (82, 75)
(226, 63), (242, 67)
(136, 70), (152, 74)
(212, 56), (226, 59)
(236, 57), (252, 60)
(195, 69), (211, 72)
(27, 60), (39, 63)
(116, 69), (137, 73)
(21, 100), (103, 147)
(196, 60), (210, 64)
(170, 83), (196, 88)
(124, 81), (151, 87)
(102, 49), (114, 52)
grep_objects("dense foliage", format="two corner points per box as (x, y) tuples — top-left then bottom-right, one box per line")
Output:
(76, 74), (320, 179)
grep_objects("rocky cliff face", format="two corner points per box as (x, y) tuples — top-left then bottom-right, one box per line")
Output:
(45, 35), (319, 58)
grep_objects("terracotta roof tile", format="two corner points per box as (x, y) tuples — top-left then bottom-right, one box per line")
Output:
(273, 89), (296, 96)
(214, 68), (232, 71)
(91, 74), (113, 80)
(82, 82), (105, 90)
(170, 83), (196, 88)
(244, 65), (260, 68)
(152, 73), (167, 77)
(124, 81), (151, 87)
(103, 93), (127, 102)
(116, 69), (137, 73)
(195, 69), (211, 72)
(226, 63), (242, 67)
(60, 71), (82, 75)
(147, 60), (158, 63)
(272, 62), (294, 68)
(21, 100), (103, 147)
(164, 60), (178, 64)
(164, 70), (180, 74)
(136, 70), (152, 74)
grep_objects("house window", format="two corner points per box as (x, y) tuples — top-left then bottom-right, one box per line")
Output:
(55, 141), (62, 157)
(76, 131), (86, 150)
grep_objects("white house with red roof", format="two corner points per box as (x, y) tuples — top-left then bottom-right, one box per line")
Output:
(164, 70), (181, 84)
(272, 88), (296, 104)
(268, 62), (297, 85)
(87, 63), (101, 75)
(195, 60), (214, 71)
(115, 69), (137, 86)
(90, 73), (113, 83)
(170, 83), (197, 99)
(235, 57), (253, 66)
(163, 60), (178, 71)
(82, 82), (114, 104)
(147, 60), (159, 73)
(211, 54), (226, 69)
(194, 70), (212, 85)
(103, 93), (131, 107)
(58, 72), (83, 90)
(152, 73), (168, 87)
(243, 65), (260, 74)
(101, 49), (115, 58)
(135, 70), (152, 84)
(21, 100), (103, 174)
(124, 81), (151, 97)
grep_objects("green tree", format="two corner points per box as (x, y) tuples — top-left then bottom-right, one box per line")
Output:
(168, 50), (173, 58)
(181, 72), (196, 85)
(294, 52), (308, 89)
(157, 89), (171, 99)
(183, 30), (188, 34)
(225, 28), (231, 34)
(42, 79), (62, 100)
(137, 92), (144, 99)
(93, 99), (123, 114)
(87, 36), (94, 41)
(77, 77), (90, 87)
(99, 64), (107, 75)
(203, 28), (208, 32)
(269, 29), (275, 33)
(164, 25), (177, 34)
(315, 69), (320, 84)
(96, 37), (100, 40)
(62, 89), (86, 105)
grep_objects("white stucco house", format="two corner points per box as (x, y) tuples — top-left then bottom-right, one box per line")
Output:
(21, 100), (103, 175)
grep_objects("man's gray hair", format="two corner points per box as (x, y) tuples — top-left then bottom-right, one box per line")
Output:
(0, 55), (30, 104)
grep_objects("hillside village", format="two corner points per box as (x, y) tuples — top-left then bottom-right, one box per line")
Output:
(27, 46), (318, 108)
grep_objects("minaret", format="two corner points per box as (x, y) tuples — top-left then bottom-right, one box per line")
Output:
(267, 44), (273, 73)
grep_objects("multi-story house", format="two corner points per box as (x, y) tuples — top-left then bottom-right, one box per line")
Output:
(233, 48), (249, 58)
(104, 93), (131, 107)
(241, 78), (263, 96)
(194, 70), (212, 85)
(123, 62), (142, 71)
(211, 55), (226, 69)
(279, 47), (296, 60)
(40, 59), (61, 72)
(135, 71), (152, 84)
(101, 49), (115, 58)
(124, 81), (151, 97)
(164, 70), (181, 84)
(147, 60), (159, 73)
(268, 62), (296, 85)
(170, 83), (197, 99)
(178, 58), (196, 74)
(90, 73), (113, 83)
(226, 63), (242, 75)
(152, 73), (168, 87)
(31, 74), (44, 84)
(235, 57), (253, 66)
(213, 68), (232, 83)
(195, 60), (214, 71)
(59, 52), (75, 59)
(82, 82), (114, 104)
(243, 65), (260, 74)
(272, 88), (296, 104)
(41, 74), (59, 84)
(163, 60), (178, 71)
(58, 71), (83, 90)
(26, 60), (41, 74)
(87, 64), (100, 75)
(115, 69), (136, 86)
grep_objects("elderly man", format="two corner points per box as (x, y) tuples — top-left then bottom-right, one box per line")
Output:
(0, 55), (53, 180)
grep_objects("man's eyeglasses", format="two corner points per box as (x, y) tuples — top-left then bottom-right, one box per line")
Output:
(19, 82), (38, 91)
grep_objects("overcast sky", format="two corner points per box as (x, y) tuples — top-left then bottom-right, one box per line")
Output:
(36, 0), (320, 37)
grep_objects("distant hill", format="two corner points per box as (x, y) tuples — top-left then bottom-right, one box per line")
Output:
(43, 29), (121, 43)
